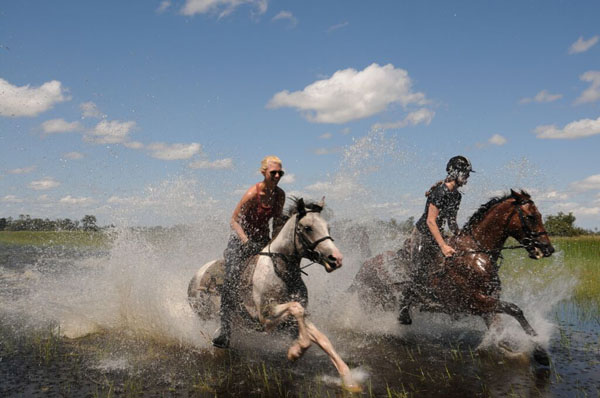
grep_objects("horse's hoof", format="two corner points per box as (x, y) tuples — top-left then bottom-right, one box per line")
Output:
(398, 306), (412, 325)
(342, 383), (363, 394)
(532, 344), (550, 367)
(287, 344), (302, 361)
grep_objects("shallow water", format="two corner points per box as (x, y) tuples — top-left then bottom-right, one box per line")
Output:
(1, 229), (599, 398)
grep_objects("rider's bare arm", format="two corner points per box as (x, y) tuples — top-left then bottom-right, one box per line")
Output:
(230, 186), (258, 243)
(426, 203), (456, 257)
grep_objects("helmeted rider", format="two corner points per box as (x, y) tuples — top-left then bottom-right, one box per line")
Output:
(398, 155), (473, 325)
(212, 155), (286, 349)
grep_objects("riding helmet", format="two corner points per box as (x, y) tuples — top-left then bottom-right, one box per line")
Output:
(446, 155), (474, 178)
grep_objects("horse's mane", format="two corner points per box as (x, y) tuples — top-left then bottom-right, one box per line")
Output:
(284, 196), (323, 218)
(462, 190), (530, 233)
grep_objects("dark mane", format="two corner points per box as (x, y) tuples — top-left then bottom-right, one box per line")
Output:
(284, 196), (323, 218)
(462, 190), (530, 232)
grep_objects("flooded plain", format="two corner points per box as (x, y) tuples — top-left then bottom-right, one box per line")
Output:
(0, 228), (598, 398)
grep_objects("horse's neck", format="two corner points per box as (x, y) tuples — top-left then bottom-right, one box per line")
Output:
(470, 201), (512, 251)
(269, 214), (298, 257)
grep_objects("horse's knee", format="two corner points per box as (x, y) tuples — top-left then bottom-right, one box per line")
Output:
(288, 302), (305, 318)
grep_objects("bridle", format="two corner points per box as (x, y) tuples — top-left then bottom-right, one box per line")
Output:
(467, 197), (548, 259)
(259, 208), (335, 274)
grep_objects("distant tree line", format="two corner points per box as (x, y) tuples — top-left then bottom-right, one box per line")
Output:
(543, 212), (598, 237)
(0, 214), (100, 231)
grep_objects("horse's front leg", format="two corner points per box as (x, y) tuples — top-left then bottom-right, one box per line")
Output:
(265, 302), (312, 360)
(304, 320), (360, 391)
(494, 300), (537, 336)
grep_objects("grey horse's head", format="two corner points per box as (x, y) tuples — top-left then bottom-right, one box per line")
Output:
(288, 197), (343, 272)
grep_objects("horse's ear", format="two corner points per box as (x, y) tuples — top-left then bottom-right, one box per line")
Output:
(510, 189), (519, 199)
(317, 196), (325, 209)
(520, 190), (531, 199)
(297, 198), (306, 217)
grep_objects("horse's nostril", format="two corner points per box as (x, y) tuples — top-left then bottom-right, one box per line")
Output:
(328, 255), (340, 267)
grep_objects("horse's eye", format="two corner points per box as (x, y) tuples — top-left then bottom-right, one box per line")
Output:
(527, 215), (537, 222)
(304, 226), (313, 233)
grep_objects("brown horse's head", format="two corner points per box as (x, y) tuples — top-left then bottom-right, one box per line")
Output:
(506, 190), (555, 259)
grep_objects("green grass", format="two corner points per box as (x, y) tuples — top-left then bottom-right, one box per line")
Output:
(0, 230), (111, 248)
(500, 236), (600, 319)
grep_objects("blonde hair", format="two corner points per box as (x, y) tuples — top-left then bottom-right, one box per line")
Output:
(260, 155), (282, 174)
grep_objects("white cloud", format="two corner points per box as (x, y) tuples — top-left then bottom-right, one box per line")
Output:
(63, 152), (84, 160)
(59, 195), (95, 205)
(519, 89), (563, 104)
(280, 173), (295, 184)
(533, 116), (600, 139)
(124, 141), (144, 149)
(319, 132), (333, 139)
(0, 78), (69, 117)
(488, 134), (507, 146)
(313, 147), (342, 155)
(156, 0), (171, 13)
(180, 0), (267, 18)
(41, 118), (83, 134)
(371, 108), (435, 131)
(340, 127), (351, 135)
(327, 21), (349, 33)
(85, 120), (137, 144)
(29, 177), (60, 190)
(147, 142), (201, 160)
(305, 176), (364, 200)
(188, 157), (233, 169)
(2, 195), (23, 203)
(575, 70), (600, 104)
(272, 10), (297, 27)
(267, 63), (428, 124)
(570, 174), (600, 191)
(80, 101), (105, 119)
(568, 35), (599, 54)
(8, 165), (36, 174)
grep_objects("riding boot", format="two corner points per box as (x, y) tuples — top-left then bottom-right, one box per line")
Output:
(397, 284), (413, 325)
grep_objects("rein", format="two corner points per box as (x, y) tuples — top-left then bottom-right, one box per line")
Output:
(258, 210), (334, 277)
(464, 198), (547, 259)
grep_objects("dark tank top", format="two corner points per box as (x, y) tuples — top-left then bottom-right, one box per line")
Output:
(239, 183), (277, 242)
(415, 183), (461, 238)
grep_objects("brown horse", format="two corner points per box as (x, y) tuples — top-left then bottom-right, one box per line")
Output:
(351, 190), (554, 363)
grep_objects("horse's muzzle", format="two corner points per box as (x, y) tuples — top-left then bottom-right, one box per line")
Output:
(324, 254), (343, 272)
(527, 243), (554, 259)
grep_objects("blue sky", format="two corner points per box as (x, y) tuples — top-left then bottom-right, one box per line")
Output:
(1, 0), (599, 228)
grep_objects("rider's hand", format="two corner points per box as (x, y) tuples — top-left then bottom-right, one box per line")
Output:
(441, 244), (456, 257)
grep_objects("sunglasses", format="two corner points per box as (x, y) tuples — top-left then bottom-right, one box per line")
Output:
(269, 170), (285, 177)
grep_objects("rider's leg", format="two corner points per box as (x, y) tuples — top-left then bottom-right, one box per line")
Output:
(213, 236), (244, 348)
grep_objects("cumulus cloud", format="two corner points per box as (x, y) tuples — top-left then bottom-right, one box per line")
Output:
(280, 173), (295, 184)
(488, 134), (507, 146)
(319, 132), (333, 139)
(568, 35), (599, 54)
(84, 120), (137, 144)
(575, 70), (600, 104)
(570, 174), (600, 192)
(188, 157), (233, 169)
(519, 89), (563, 104)
(327, 21), (349, 33)
(272, 10), (297, 27)
(2, 195), (23, 203)
(180, 0), (267, 18)
(41, 118), (83, 134)
(0, 78), (69, 117)
(8, 165), (36, 174)
(305, 175), (365, 201)
(59, 195), (95, 205)
(29, 177), (60, 190)
(123, 141), (144, 149)
(63, 151), (84, 160)
(267, 63), (428, 124)
(156, 0), (171, 13)
(313, 147), (342, 155)
(371, 108), (435, 131)
(80, 101), (105, 119)
(147, 142), (201, 160)
(533, 116), (600, 139)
